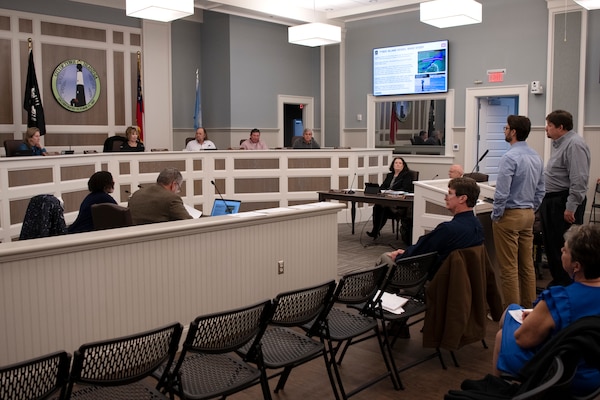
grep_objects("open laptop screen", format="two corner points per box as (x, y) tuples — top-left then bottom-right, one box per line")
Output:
(210, 199), (241, 216)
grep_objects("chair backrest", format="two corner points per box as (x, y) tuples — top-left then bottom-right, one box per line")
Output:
(333, 264), (388, 305)
(19, 194), (67, 240)
(270, 280), (336, 333)
(65, 322), (182, 397)
(409, 170), (419, 182)
(185, 137), (195, 146)
(463, 172), (489, 182)
(383, 252), (438, 296)
(91, 203), (133, 230)
(0, 351), (71, 400)
(102, 135), (127, 152)
(4, 140), (31, 157)
(179, 300), (272, 362)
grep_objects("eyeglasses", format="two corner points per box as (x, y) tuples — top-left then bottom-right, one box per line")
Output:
(174, 181), (182, 193)
(504, 126), (511, 131)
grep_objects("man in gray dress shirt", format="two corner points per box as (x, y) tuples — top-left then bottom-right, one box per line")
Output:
(539, 110), (590, 287)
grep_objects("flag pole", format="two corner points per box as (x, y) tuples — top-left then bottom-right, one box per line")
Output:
(28, 38), (32, 51)
(136, 51), (144, 142)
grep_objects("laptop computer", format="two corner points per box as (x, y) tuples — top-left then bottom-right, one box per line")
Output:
(364, 182), (381, 195)
(211, 199), (242, 216)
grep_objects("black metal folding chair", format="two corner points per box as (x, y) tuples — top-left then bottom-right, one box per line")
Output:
(0, 350), (71, 400)
(159, 300), (273, 400)
(313, 265), (401, 399)
(240, 280), (339, 399)
(64, 322), (182, 399)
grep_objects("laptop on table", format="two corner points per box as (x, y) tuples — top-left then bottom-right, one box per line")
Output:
(211, 199), (242, 216)
(364, 182), (381, 195)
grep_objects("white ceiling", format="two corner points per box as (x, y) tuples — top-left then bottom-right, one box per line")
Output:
(71, 0), (425, 26)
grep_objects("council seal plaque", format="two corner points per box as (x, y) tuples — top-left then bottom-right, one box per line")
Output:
(51, 59), (100, 112)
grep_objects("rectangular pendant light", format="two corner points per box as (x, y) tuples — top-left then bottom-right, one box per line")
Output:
(126, 0), (194, 22)
(573, 0), (600, 9)
(288, 22), (342, 47)
(420, 0), (482, 28)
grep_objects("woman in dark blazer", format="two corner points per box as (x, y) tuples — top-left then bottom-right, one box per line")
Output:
(367, 157), (414, 239)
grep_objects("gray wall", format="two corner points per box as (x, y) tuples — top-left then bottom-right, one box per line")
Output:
(585, 10), (600, 125)
(171, 20), (202, 130)
(0, 0), (138, 27)
(344, 0), (549, 128)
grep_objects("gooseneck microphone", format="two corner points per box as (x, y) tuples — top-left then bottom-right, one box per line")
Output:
(347, 173), (357, 194)
(431, 174), (439, 180)
(211, 180), (233, 214)
(471, 149), (489, 173)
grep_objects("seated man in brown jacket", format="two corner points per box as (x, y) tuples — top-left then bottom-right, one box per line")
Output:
(128, 167), (192, 225)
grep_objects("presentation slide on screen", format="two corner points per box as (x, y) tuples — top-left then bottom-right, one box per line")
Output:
(373, 40), (448, 96)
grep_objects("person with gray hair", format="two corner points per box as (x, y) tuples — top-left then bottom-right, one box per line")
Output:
(128, 167), (192, 225)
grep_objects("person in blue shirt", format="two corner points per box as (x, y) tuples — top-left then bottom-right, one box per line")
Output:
(379, 177), (484, 281)
(493, 224), (600, 397)
(68, 171), (117, 233)
(492, 115), (545, 308)
(18, 127), (47, 156)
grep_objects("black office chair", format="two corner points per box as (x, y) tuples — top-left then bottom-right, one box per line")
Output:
(102, 135), (127, 152)
(19, 194), (67, 240)
(589, 180), (600, 224)
(4, 139), (32, 157)
(392, 170), (418, 243)
(91, 203), (133, 230)
(463, 172), (489, 182)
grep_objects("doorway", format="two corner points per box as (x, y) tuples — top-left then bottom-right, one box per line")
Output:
(465, 85), (529, 177)
(477, 96), (518, 181)
(284, 104), (304, 147)
(277, 95), (314, 148)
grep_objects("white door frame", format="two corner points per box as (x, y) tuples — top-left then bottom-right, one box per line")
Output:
(464, 85), (529, 172)
(278, 95), (314, 148)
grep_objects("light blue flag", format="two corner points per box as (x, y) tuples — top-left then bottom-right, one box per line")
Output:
(193, 68), (202, 129)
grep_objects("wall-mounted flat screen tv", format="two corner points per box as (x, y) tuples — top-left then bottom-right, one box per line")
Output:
(373, 40), (448, 96)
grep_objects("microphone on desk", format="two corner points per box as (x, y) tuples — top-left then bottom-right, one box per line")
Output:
(347, 173), (357, 194)
(211, 180), (233, 214)
(431, 174), (439, 180)
(471, 149), (489, 174)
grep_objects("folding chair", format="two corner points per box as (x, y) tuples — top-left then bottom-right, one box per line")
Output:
(314, 265), (401, 399)
(159, 301), (273, 400)
(240, 280), (339, 399)
(0, 351), (71, 400)
(64, 322), (182, 399)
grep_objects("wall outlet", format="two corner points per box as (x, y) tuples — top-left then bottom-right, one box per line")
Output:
(453, 144), (459, 151)
(278, 260), (284, 274)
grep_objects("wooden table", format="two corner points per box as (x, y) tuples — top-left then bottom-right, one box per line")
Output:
(318, 190), (413, 234)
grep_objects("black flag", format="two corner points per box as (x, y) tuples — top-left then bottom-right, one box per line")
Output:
(23, 50), (46, 135)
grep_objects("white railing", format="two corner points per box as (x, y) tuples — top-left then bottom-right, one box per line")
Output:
(0, 148), (392, 242)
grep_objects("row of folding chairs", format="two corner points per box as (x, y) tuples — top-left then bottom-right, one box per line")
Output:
(0, 252), (440, 400)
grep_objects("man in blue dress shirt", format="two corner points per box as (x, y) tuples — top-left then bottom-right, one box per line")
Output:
(492, 115), (545, 308)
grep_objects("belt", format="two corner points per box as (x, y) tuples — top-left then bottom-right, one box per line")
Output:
(544, 190), (569, 199)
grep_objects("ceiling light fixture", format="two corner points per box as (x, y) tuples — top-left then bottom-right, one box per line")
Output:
(288, 0), (341, 47)
(573, 0), (600, 9)
(420, 0), (482, 28)
(126, 0), (194, 22)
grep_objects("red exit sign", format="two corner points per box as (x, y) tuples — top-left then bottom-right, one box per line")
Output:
(487, 69), (506, 83)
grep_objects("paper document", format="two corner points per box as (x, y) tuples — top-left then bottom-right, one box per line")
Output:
(508, 308), (533, 324)
(184, 204), (202, 218)
(376, 290), (409, 314)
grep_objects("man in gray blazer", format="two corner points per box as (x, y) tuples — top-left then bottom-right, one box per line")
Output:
(128, 167), (192, 225)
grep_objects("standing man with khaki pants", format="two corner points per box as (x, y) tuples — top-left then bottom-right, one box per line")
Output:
(492, 115), (545, 308)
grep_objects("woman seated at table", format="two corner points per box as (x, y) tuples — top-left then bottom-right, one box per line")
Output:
(366, 157), (414, 239)
(68, 171), (117, 233)
(492, 223), (600, 397)
(119, 126), (145, 152)
(18, 127), (47, 156)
